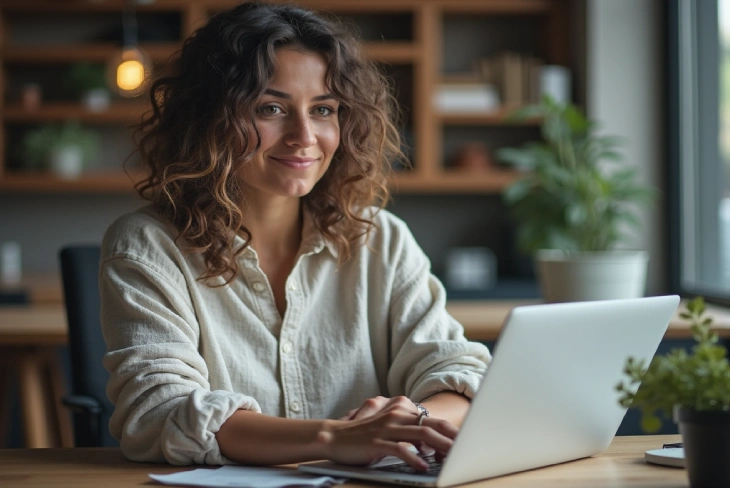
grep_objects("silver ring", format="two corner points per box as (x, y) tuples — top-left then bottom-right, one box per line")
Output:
(416, 411), (427, 426)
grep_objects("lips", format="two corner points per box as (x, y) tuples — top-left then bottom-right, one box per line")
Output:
(269, 155), (319, 169)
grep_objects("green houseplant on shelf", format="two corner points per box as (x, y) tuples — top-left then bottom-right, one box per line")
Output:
(65, 62), (110, 112)
(617, 297), (730, 487)
(497, 96), (656, 302)
(21, 121), (100, 179)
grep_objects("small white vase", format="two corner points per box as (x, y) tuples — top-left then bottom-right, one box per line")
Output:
(536, 250), (649, 303)
(49, 145), (84, 179)
(82, 88), (111, 112)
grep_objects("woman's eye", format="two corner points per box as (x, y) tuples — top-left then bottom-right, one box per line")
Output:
(258, 105), (282, 116)
(314, 106), (336, 116)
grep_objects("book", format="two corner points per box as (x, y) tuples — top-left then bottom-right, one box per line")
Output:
(434, 79), (500, 112)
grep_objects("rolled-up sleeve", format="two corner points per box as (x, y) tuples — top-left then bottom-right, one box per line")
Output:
(101, 255), (261, 465)
(384, 223), (492, 403)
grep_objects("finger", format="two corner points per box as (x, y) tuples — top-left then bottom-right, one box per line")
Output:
(380, 425), (455, 455)
(338, 409), (358, 421)
(373, 440), (430, 471)
(422, 417), (459, 440)
(415, 441), (435, 456)
(350, 398), (388, 420)
(386, 396), (417, 414)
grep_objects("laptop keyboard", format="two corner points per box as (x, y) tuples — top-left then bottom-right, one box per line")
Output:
(374, 454), (443, 476)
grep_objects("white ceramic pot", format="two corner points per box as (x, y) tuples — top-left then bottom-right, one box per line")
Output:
(82, 88), (111, 112)
(49, 145), (84, 179)
(536, 250), (649, 303)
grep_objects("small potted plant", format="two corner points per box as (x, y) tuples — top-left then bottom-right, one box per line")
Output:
(21, 121), (100, 179)
(617, 297), (730, 488)
(497, 96), (656, 302)
(65, 62), (110, 112)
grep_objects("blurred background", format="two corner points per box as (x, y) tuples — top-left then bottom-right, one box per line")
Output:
(1, 0), (727, 447)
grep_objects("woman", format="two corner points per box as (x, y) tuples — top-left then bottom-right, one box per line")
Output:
(101, 2), (491, 470)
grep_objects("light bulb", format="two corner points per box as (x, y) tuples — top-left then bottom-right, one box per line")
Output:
(107, 46), (152, 98)
(117, 59), (145, 91)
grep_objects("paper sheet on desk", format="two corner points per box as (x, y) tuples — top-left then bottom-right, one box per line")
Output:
(149, 465), (347, 487)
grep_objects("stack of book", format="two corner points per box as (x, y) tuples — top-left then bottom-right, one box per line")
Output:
(477, 52), (544, 107)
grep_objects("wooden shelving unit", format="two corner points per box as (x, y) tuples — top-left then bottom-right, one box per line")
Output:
(2, 44), (180, 64)
(3, 103), (148, 124)
(438, 110), (542, 126)
(0, 0), (572, 194)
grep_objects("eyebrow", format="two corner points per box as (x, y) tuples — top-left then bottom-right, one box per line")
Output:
(264, 88), (336, 102)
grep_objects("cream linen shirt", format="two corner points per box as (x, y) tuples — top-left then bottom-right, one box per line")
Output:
(100, 205), (492, 465)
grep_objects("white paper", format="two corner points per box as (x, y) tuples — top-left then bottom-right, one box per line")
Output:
(149, 465), (347, 488)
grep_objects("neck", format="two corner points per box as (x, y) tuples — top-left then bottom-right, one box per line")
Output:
(241, 195), (303, 258)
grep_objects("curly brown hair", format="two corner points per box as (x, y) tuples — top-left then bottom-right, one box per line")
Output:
(134, 2), (405, 285)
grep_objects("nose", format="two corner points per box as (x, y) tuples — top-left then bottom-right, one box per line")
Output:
(285, 112), (317, 148)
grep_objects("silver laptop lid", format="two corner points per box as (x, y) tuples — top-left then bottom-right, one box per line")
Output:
(438, 295), (679, 487)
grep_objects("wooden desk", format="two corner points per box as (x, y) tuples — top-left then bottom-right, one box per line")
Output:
(0, 435), (686, 487)
(0, 272), (62, 304)
(449, 299), (730, 341)
(0, 304), (71, 449)
(2, 298), (729, 449)
(4, 299), (730, 346)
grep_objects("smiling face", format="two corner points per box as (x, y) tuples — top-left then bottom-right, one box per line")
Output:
(239, 47), (341, 207)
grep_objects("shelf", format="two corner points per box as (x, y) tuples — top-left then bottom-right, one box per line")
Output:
(391, 169), (521, 193)
(0, 0), (188, 12)
(438, 108), (541, 126)
(363, 42), (420, 63)
(436, 0), (553, 14)
(0, 172), (143, 192)
(2, 43), (179, 63)
(3, 103), (150, 124)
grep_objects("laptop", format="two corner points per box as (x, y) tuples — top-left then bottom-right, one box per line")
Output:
(299, 295), (680, 487)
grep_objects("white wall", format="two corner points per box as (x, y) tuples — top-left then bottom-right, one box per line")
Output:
(586, 0), (666, 294)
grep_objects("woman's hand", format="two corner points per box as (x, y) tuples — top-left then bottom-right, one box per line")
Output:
(320, 399), (458, 471)
(340, 395), (418, 421)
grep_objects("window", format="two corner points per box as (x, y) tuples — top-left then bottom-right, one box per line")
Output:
(669, 0), (730, 305)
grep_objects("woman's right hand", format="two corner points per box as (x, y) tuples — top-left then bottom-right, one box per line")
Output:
(317, 404), (459, 471)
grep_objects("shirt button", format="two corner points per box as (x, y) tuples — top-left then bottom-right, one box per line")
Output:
(287, 281), (298, 292)
(282, 341), (293, 354)
(290, 401), (301, 413)
(252, 282), (266, 293)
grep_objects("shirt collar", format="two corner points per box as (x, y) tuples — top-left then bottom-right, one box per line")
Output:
(233, 209), (338, 259)
(300, 209), (339, 258)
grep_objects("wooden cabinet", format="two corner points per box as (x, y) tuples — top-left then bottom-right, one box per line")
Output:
(0, 0), (573, 194)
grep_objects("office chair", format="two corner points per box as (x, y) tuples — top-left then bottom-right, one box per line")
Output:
(59, 245), (118, 447)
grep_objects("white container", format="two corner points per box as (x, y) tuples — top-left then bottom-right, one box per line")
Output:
(49, 145), (84, 179)
(540, 65), (572, 105)
(536, 249), (649, 303)
(445, 247), (497, 291)
(82, 88), (111, 112)
(0, 241), (22, 285)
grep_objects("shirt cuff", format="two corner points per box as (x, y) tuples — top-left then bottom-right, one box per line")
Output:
(161, 389), (262, 465)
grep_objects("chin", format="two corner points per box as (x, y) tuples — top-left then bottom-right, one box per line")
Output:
(278, 179), (318, 197)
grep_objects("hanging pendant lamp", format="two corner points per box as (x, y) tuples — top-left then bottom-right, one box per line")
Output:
(106, 0), (152, 98)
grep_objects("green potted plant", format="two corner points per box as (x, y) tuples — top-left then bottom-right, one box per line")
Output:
(497, 96), (656, 302)
(21, 121), (100, 179)
(65, 62), (110, 112)
(617, 297), (730, 487)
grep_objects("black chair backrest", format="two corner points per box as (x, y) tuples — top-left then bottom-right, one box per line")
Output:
(59, 245), (117, 447)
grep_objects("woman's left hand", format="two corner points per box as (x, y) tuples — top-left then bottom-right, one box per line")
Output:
(340, 395), (418, 421)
